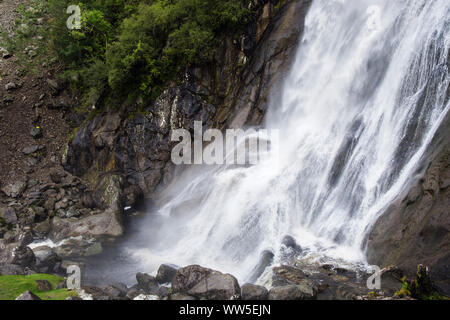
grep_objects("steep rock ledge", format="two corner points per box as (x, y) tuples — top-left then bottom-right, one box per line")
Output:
(63, 0), (312, 199)
(366, 111), (450, 295)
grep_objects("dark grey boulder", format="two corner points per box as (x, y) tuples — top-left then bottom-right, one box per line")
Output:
(126, 284), (145, 300)
(103, 285), (126, 298)
(157, 286), (171, 299)
(241, 283), (269, 300)
(272, 265), (309, 287)
(136, 272), (159, 294)
(12, 245), (35, 268)
(32, 246), (62, 274)
(172, 265), (240, 300)
(156, 264), (178, 284)
(188, 273), (240, 300)
(281, 235), (302, 253)
(248, 250), (274, 283)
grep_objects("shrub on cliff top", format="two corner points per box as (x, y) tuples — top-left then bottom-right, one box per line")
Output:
(48, 0), (251, 108)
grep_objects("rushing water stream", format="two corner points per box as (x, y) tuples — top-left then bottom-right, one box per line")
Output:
(85, 0), (450, 286)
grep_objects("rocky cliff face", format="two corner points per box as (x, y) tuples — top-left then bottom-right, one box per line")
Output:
(366, 111), (450, 295)
(63, 0), (312, 200)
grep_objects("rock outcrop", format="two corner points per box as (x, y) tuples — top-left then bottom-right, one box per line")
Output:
(63, 0), (313, 199)
(367, 112), (450, 295)
(172, 265), (241, 300)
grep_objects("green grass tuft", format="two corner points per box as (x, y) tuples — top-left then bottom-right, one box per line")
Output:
(0, 274), (77, 300)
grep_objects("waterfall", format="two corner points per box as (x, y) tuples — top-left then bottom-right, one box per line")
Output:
(91, 0), (450, 285)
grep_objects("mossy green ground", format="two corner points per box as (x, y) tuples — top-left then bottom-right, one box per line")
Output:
(0, 274), (77, 300)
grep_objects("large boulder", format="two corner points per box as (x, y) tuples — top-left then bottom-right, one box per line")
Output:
(156, 264), (178, 284)
(11, 245), (36, 268)
(32, 246), (62, 274)
(50, 210), (123, 242)
(94, 174), (123, 212)
(272, 265), (309, 286)
(136, 272), (159, 295)
(241, 283), (269, 300)
(268, 284), (317, 300)
(172, 265), (240, 300)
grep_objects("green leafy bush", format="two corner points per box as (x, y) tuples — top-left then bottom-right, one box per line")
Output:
(48, 0), (251, 109)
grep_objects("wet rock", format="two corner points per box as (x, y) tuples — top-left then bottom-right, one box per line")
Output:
(103, 285), (126, 298)
(172, 265), (215, 293)
(157, 286), (171, 299)
(188, 272), (240, 300)
(84, 242), (102, 256)
(94, 174), (123, 211)
(136, 273), (159, 295)
(269, 283), (317, 300)
(12, 245), (36, 268)
(50, 209), (123, 242)
(172, 265), (240, 300)
(35, 280), (52, 291)
(272, 265), (308, 287)
(241, 283), (269, 300)
(123, 185), (143, 207)
(126, 284), (146, 300)
(156, 264), (178, 284)
(81, 286), (112, 300)
(32, 246), (62, 274)
(16, 291), (41, 300)
(367, 142), (450, 295)
(249, 250), (274, 282)
(281, 235), (302, 253)
(376, 266), (404, 296)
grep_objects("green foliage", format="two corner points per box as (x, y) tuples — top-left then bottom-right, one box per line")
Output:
(0, 274), (77, 300)
(394, 277), (412, 298)
(47, 0), (251, 108)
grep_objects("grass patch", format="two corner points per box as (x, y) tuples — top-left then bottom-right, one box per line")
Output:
(0, 274), (77, 300)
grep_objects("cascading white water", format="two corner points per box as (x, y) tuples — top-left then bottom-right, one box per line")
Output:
(98, 0), (450, 285)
